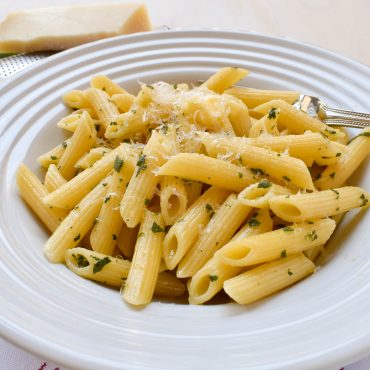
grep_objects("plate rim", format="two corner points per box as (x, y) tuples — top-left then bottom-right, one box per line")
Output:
(0, 28), (369, 370)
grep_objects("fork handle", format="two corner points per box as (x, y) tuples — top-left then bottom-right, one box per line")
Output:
(322, 104), (370, 121)
(323, 118), (370, 129)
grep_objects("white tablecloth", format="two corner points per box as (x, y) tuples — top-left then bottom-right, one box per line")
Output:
(0, 1), (369, 369)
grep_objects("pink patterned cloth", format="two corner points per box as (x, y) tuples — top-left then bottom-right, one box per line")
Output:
(1, 337), (370, 370)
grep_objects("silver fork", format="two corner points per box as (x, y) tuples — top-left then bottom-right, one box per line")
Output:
(293, 94), (370, 129)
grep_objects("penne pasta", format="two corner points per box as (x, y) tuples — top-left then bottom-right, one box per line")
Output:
(44, 164), (67, 192)
(122, 210), (166, 305)
(269, 186), (369, 222)
(215, 218), (336, 267)
(224, 253), (315, 304)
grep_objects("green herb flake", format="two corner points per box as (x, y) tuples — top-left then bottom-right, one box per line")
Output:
(336, 152), (342, 157)
(136, 154), (147, 177)
(360, 193), (368, 207)
(209, 275), (218, 282)
(173, 83), (178, 89)
(50, 155), (58, 160)
(236, 154), (244, 165)
(144, 198), (150, 206)
(102, 182), (108, 187)
(137, 232), (145, 238)
(238, 172), (243, 179)
(247, 218), (260, 227)
(257, 179), (271, 188)
(73, 234), (81, 242)
(288, 268), (293, 276)
(113, 156), (124, 172)
(282, 175), (291, 182)
(280, 249), (287, 258)
(72, 253), (89, 268)
(304, 230), (318, 241)
(93, 257), (111, 273)
(250, 168), (265, 176)
(104, 195), (111, 203)
(268, 107), (277, 119)
(110, 121), (117, 126)
(283, 226), (294, 232)
(112, 234), (117, 240)
(330, 189), (340, 199)
(205, 204), (215, 218)
(62, 141), (68, 148)
(94, 123), (101, 132)
(160, 123), (168, 134)
(151, 222), (164, 233)
(329, 172), (336, 179)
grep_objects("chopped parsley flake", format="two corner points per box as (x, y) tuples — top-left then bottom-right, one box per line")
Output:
(110, 121), (117, 126)
(93, 257), (111, 273)
(250, 168), (265, 176)
(209, 275), (218, 282)
(144, 198), (150, 206)
(50, 155), (58, 160)
(113, 156), (124, 172)
(236, 154), (244, 165)
(136, 154), (147, 177)
(73, 234), (81, 242)
(138, 232), (145, 238)
(268, 107), (277, 119)
(62, 141), (68, 148)
(238, 172), (243, 179)
(151, 222), (164, 233)
(146, 84), (154, 89)
(72, 253), (89, 268)
(112, 234), (117, 240)
(305, 230), (318, 241)
(283, 226), (294, 232)
(94, 123), (101, 132)
(360, 193), (368, 207)
(281, 249), (287, 258)
(336, 152), (342, 157)
(104, 195), (111, 203)
(282, 175), (291, 182)
(257, 179), (271, 188)
(288, 268), (293, 276)
(247, 218), (260, 227)
(205, 204), (215, 218)
(160, 123), (168, 134)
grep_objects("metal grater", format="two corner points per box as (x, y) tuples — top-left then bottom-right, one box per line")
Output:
(0, 52), (55, 79)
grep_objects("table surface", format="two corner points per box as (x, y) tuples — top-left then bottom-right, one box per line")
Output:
(0, 1), (369, 369)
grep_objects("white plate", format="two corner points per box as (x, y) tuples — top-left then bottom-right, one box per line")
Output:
(0, 30), (369, 370)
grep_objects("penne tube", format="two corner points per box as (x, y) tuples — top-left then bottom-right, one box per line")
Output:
(75, 147), (112, 170)
(116, 224), (139, 259)
(200, 135), (314, 190)
(188, 209), (272, 305)
(253, 99), (344, 141)
(201, 67), (248, 93)
(122, 210), (166, 305)
(44, 177), (110, 263)
(84, 87), (120, 129)
(111, 93), (135, 113)
(315, 127), (370, 190)
(63, 90), (92, 110)
(120, 131), (172, 228)
(16, 163), (67, 232)
(90, 75), (127, 96)
(163, 186), (230, 270)
(224, 95), (251, 136)
(224, 253), (315, 304)
(215, 218), (336, 267)
(160, 176), (188, 225)
(44, 164), (67, 192)
(65, 248), (185, 298)
(57, 112), (96, 180)
(177, 193), (251, 278)
(157, 153), (255, 192)
(226, 87), (300, 108)
(43, 143), (137, 209)
(90, 154), (135, 255)
(269, 186), (369, 222)
(37, 140), (69, 169)
(238, 180), (292, 208)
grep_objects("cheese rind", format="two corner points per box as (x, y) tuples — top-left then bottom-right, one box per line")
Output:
(0, 3), (151, 53)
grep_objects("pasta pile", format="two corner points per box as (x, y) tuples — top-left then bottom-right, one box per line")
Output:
(17, 67), (370, 306)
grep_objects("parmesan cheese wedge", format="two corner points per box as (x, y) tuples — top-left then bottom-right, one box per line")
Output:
(0, 3), (151, 53)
